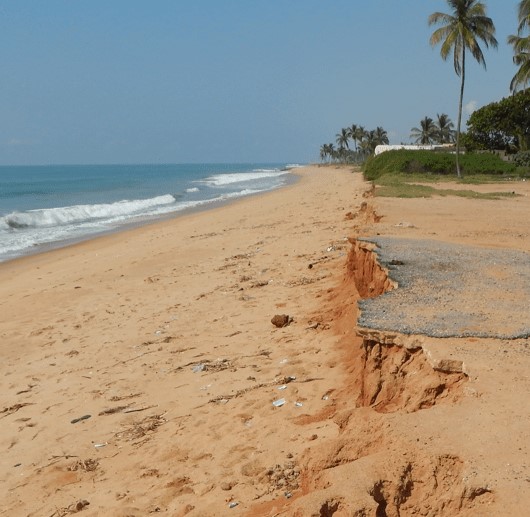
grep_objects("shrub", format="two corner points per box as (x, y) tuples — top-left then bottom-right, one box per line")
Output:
(364, 150), (516, 180)
(513, 151), (530, 167)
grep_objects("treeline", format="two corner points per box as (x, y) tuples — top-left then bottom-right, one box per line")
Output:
(320, 124), (389, 163)
(318, 1), (530, 176)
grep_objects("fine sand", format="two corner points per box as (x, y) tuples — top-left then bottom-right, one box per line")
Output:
(0, 165), (529, 516)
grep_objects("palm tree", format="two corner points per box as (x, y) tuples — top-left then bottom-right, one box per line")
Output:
(355, 126), (367, 148)
(435, 113), (456, 143)
(508, 1), (530, 92)
(327, 143), (336, 162)
(320, 144), (327, 163)
(429, 0), (497, 177)
(374, 126), (389, 146)
(411, 117), (438, 144)
(319, 143), (335, 163)
(358, 130), (378, 156)
(335, 128), (349, 151)
(348, 124), (359, 151)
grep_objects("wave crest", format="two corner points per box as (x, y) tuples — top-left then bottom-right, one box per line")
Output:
(2, 194), (176, 230)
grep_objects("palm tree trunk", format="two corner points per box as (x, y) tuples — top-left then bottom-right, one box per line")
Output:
(455, 48), (465, 178)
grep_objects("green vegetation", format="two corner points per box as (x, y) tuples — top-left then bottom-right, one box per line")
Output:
(464, 88), (530, 152)
(364, 150), (516, 181)
(320, 124), (389, 164)
(374, 174), (520, 199)
(429, 0), (498, 177)
(316, 0), (530, 183)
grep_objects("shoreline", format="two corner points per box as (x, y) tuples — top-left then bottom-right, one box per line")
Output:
(0, 167), (301, 268)
(1, 164), (529, 515)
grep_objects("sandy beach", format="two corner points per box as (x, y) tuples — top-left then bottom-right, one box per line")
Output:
(1, 165), (529, 516)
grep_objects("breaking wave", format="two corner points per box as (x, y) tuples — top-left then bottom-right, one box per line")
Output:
(1, 194), (177, 230)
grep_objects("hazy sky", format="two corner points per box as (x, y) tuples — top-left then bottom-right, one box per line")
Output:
(0, 0), (521, 165)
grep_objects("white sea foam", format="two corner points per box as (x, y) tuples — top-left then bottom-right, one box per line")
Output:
(185, 187), (199, 193)
(1, 194), (176, 229)
(0, 179), (281, 262)
(199, 170), (288, 187)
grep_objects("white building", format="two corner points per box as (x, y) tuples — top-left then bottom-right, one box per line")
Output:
(374, 144), (455, 156)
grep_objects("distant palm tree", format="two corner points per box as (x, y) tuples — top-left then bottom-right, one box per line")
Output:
(320, 144), (327, 163)
(358, 130), (378, 155)
(348, 124), (359, 151)
(336, 128), (349, 150)
(355, 126), (367, 147)
(435, 113), (456, 143)
(429, 0), (497, 177)
(327, 143), (336, 162)
(374, 126), (389, 146)
(508, 1), (530, 92)
(319, 143), (335, 163)
(411, 117), (437, 144)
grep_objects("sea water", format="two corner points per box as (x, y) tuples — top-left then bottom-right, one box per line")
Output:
(0, 163), (300, 262)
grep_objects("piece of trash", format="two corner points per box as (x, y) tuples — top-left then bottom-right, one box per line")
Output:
(295, 402), (303, 407)
(122, 405), (157, 414)
(322, 395), (329, 401)
(273, 398), (286, 407)
(94, 443), (108, 449)
(278, 385), (287, 390)
(326, 246), (336, 252)
(71, 414), (91, 424)
(279, 358), (288, 365)
(228, 501), (239, 508)
(285, 491), (292, 499)
(192, 363), (206, 373)
(394, 221), (416, 228)
(154, 330), (162, 335)
(285, 375), (296, 383)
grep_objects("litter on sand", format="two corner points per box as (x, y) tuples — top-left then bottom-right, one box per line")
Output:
(71, 414), (91, 424)
(272, 398), (286, 407)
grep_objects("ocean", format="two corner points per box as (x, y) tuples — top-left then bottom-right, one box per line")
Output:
(0, 163), (300, 263)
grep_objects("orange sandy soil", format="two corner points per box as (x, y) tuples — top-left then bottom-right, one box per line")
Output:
(0, 165), (528, 516)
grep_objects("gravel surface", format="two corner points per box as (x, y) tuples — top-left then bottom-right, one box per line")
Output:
(357, 237), (530, 339)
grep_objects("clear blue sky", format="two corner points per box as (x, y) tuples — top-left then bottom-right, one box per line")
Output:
(0, 0), (521, 165)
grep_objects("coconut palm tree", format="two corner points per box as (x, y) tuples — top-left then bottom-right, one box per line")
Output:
(348, 124), (359, 151)
(435, 113), (456, 143)
(411, 116), (438, 144)
(320, 144), (328, 163)
(335, 128), (349, 151)
(508, 1), (530, 92)
(358, 130), (378, 156)
(374, 126), (389, 146)
(355, 126), (367, 148)
(319, 143), (335, 163)
(429, 0), (497, 177)
(327, 143), (336, 162)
